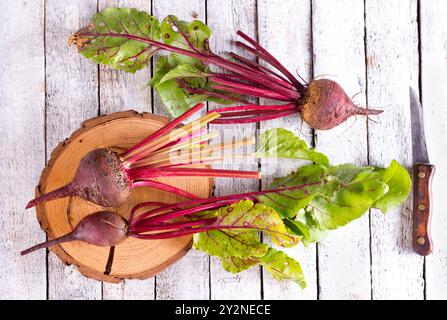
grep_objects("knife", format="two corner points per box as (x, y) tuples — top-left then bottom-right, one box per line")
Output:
(410, 87), (434, 256)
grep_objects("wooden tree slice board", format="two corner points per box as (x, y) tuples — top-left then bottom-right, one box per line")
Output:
(35, 111), (213, 283)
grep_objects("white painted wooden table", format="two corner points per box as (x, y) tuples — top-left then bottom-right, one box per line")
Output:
(1, 0), (446, 300)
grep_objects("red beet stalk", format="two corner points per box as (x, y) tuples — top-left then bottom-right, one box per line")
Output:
(127, 180), (325, 232)
(21, 179), (322, 255)
(26, 103), (261, 209)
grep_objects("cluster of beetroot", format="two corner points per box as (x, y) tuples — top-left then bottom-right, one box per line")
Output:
(23, 19), (384, 255)
(22, 103), (264, 255)
(22, 180), (312, 255)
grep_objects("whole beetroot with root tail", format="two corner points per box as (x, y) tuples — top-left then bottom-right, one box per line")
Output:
(21, 211), (128, 255)
(70, 9), (382, 130)
(26, 103), (260, 209)
(22, 156), (411, 289)
(301, 79), (383, 130)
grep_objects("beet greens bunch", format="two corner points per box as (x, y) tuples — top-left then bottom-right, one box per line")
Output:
(70, 8), (382, 131)
(23, 128), (411, 287)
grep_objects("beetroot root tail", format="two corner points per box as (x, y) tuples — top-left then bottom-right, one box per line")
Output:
(352, 105), (383, 116)
(25, 184), (73, 209)
(21, 233), (76, 256)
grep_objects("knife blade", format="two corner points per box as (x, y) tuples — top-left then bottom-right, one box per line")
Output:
(410, 87), (434, 256)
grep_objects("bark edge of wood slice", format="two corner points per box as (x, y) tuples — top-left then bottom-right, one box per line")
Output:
(34, 110), (213, 283)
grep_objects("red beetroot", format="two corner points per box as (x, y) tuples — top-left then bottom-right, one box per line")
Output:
(22, 182), (308, 255)
(300, 79), (383, 130)
(26, 149), (130, 208)
(26, 103), (260, 209)
(21, 211), (127, 255)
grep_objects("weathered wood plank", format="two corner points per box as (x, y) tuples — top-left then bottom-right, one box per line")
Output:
(365, 0), (424, 299)
(207, 0), (261, 300)
(45, 0), (102, 300)
(155, 250), (210, 300)
(420, 0), (447, 300)
(312, 0), (371, 299)
(152, 0), (210, 300)
(6, 0), (446, 301)
(98, 0), (153, 115)
(102, 279), (155, 300)
(0, 0), (46, 300)
(98, 0), (155, 300)
(257, 0), (317, 300)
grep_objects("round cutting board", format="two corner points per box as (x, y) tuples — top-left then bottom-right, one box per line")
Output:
(34, 111), (213, 283)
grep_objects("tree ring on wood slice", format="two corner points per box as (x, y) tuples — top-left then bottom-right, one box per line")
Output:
(35, 111), (213, 283)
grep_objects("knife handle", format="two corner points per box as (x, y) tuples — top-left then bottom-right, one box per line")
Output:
(413, 163), (435, 256)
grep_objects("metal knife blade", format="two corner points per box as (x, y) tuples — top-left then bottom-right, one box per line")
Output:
(410, 87), (429, 163)
(410, 86), (434, 256)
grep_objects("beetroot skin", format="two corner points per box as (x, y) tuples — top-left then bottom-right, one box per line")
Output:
(72, 149), (131, 207)
(300, 79), (383, 130)
(74, 211), (128, 246)
(26, 148), (131, 209)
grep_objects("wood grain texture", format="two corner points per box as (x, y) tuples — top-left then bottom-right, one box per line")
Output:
(365, 0), (424, 299)
(45, 0), (101, 300)
(155, 250), (211, 300)
(312, 0), (371, 300)
(257, 0), (317, 300)
(412, 164), (434, 256)
(152, 0), (209, 300)
(0, 0), (46, 300)
(102, 279), (154, 300)
(98, 0), (155, 300)
(420, 0), (447, 300)
(207, 0), (261, 300)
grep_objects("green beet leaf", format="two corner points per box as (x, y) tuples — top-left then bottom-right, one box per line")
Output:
(258, 248), (306, 288)
(192, 200), (299, 258)
(372, 160), (412, 213)
(151, 56), (209, 117)
(327, 163), (376, 184)
(70, 8), (161, 73)
(255, 164), (337, 218)
(304, 163), (388, 229)
(291, 209), (330, 245)
(283, 218), (310, 240)
(221, 256), (259, 273)
(158, 64), (210, 84)
(276, 161), (410, 239)
(301, 225), (329, 246)
(254, 131), (410, 232)
(161, 15), (211, 58)
(256, 158), (410, 234)
(221, 248), (306, 288)
(154, 16), (234, 117)
(193, 227), (267, 258)
(71, 10), (233, 116)
(256, 128), (329, 166)
(308, 176), (388, 229)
